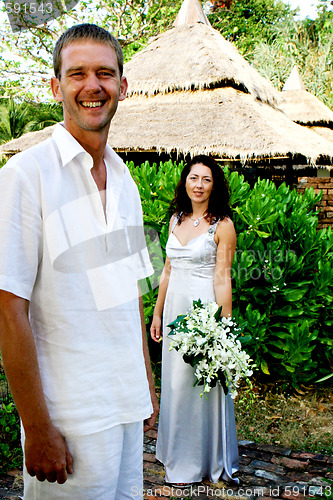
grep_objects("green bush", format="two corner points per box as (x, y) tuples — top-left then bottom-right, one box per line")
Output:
(0, 371), (22, 472)
(130, 160), (333, 388)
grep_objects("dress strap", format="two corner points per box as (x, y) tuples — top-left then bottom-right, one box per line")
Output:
(208, 218), (220, 236)
(171, 214), (180, 233)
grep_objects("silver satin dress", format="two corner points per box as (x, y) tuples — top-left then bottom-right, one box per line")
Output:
(156, 219), (239, 484)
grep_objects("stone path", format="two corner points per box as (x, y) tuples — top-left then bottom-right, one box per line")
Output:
(1, 430), (332, 499)
(143, 428), (333, 500)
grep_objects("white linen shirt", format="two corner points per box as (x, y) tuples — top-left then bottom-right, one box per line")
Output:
(0, 123), (153, 436)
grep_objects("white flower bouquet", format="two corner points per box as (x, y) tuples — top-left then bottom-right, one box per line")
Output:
(168, 299), (254, 398)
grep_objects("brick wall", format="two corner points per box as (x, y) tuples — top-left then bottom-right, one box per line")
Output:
(295, 177), (333, 230)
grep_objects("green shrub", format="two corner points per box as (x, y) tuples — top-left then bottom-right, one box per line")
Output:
(229, 170), (333, 386)
(130, 160), (333, 388)
(0, 370), (22, 472)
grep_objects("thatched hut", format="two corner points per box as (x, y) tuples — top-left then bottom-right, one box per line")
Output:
(2, 0), (333, 183)
(279, 67), (333, 133)
(278, 66), (333, 155)
(276, 66), (333, 228)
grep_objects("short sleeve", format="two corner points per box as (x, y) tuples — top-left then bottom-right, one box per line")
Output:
(0, 163), (42, 300)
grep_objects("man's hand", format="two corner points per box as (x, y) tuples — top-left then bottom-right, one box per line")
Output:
(24, 423), (74, 484)
(143, 396), (159, 433)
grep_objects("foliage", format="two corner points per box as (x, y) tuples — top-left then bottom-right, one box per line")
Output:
(207, 0), (333, 109)
(0, 0), (183, 100)
(207, 0), (295, 54)
(0, 99), (63, 144)
(1, 0), (332, 110)
(131, 160), (333, 388)
(226, 168), (333, 387)
(249, 10), (333, 108)
(0, 370), (22, 472)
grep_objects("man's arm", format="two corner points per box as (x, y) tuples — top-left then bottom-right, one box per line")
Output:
(0, 290), (73, 484)
(138, 294), (159, 432)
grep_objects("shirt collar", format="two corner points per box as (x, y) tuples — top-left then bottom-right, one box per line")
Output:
(51, 123), (125, 175)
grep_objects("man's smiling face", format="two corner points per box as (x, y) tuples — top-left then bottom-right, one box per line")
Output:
(51, 39), (127, 139)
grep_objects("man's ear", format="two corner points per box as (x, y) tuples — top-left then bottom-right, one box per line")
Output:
(118, 76), (128, 102)
(51, 76), (63, 102)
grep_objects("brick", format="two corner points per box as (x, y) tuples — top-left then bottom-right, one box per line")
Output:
(309, 454), (329, 465)
(290, 451), (316, 460)
(326, 212), (333, 218)
(251, 459), (285, 474)
(307, 177), (320, 183)
(6, 470), (22, 478)
(314, 188), (326, 194)
(255, 443), (292, 456)
(145, 429), (158, 439)
(145, 496), (170, 500)
(318, 182), (333, 188)
(239, 456), (252, 465)
(144, 453), (157, 463)
(281, 493), (305, 500)
(271, 456), (309, 470)
(255, 469), (282, 482)
(241, 449), (272, 461)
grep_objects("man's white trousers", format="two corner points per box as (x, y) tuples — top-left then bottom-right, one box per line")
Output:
(22, 421), (143, 500)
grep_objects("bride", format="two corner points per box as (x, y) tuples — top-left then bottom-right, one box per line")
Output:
(150, 155), (239, 486)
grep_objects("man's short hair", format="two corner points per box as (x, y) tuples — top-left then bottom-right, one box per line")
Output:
(53, 23), (124, 80)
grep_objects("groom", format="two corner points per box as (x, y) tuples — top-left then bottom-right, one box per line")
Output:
(0, 23), (158, 499)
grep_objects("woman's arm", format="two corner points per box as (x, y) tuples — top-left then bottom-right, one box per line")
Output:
(150, 256), (171, 342)
(214, 218), (237, 317)
(150, 216), (175, 342)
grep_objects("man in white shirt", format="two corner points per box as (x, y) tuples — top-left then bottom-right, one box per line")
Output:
(0, 23), (158, 499)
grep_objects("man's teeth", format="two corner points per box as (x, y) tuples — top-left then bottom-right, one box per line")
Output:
(82, 102), (103, 108)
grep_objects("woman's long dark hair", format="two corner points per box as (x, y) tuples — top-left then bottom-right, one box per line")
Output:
(170, 155), (232, 223)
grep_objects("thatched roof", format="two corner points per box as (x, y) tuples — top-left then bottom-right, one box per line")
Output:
(278, 67), (333, 127)
(3, 87), (333, 163)
(108, 87), (333, 163)
(125, 23), (279, 106)
(174, 0), (211, 26)
(308, 126), (333, 143)
(0, 125), (56, 156)
(282, 66), (306, 92)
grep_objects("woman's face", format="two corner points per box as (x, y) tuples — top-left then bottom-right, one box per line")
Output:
(185, 163), (214, 206)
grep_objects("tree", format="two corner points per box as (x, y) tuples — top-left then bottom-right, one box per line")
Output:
(207, 0), (295, 54)
(0, 0), (183, 100)
(0, 99), (63, 144)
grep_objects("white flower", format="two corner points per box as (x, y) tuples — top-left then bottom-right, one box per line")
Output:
(168, 300), (254, 398)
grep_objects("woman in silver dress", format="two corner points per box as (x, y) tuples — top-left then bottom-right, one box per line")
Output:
(150, 155), (239, 486)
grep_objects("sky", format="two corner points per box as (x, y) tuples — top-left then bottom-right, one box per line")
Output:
(282, 0), (321, 19)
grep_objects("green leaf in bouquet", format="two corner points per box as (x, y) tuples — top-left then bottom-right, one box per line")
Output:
(167, 314), (187, 330)
(214, 305), (223, 322)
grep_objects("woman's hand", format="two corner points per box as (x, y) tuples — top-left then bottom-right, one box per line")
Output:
(150, 315), (163, 343)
